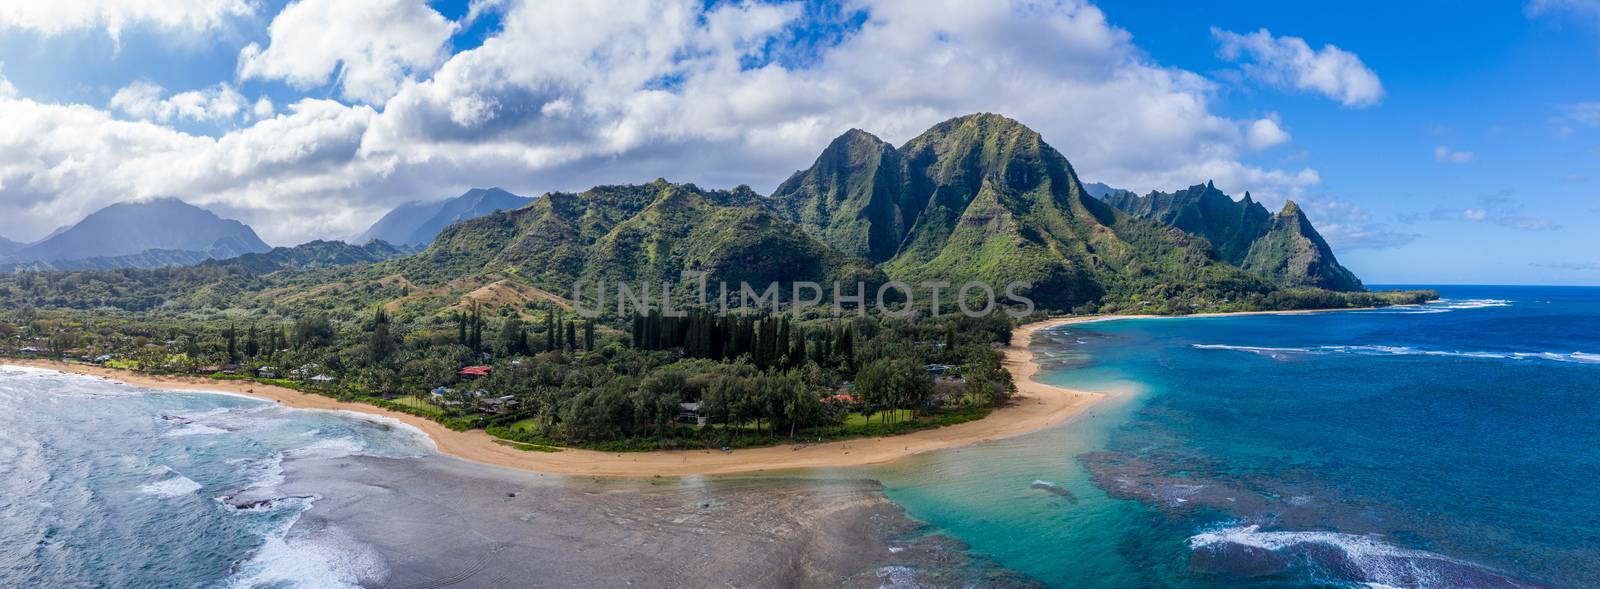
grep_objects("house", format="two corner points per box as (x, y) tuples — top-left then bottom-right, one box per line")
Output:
(822, 393), (861, 405)
(483, 395), (518, 413)
(256, 366), (279, 378)
(459, 365), (492, 379)
(678, 402), (707, 426)
(19, 346), (40, 355)
(309, 374), (336, 384)
(92, 354), (116, 364)
(925, 363), (956, 376)
(289, 364), (319, 380)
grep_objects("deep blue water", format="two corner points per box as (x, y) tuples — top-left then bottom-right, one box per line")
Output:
(0, 369), (432, 588)
(863, 286), (1600, 588)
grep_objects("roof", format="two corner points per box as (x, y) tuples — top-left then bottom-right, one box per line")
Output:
(823, 394), (861, 404)
(459, 365), (492, 376)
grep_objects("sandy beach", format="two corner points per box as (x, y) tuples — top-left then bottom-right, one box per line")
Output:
(3, 309), (1363, 477)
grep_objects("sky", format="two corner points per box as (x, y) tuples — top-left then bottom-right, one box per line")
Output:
(0, 0), (1596, 285)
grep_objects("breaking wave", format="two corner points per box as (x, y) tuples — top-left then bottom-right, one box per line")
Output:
(1187, 525), (1543, 588)
(1192, 344), (1599, 365)
(1365, 298), (1512, 314)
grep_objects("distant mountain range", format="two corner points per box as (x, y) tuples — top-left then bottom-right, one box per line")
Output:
(356, 188), (533, 246)
(1, 198), (272, 271)
(1102, 182), (1362, 291)
(0, 236), (20, 257)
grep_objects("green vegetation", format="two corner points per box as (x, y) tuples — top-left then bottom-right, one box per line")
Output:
(0, 113), (1437, 451)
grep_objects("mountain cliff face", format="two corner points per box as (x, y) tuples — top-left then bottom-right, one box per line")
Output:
(357, 188), (533, 246)
(770, 129), (910, 263)
(1241, 200), (1363, 291)
(1103, 182), (1362, 291)
(8, 198), (270, 267)
(768, 114), (1278, 310)
(401, 180), (880, 294)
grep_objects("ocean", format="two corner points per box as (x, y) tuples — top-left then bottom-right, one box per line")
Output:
(0, 368), (434, 588)
(858, 285), (1599, 588)
(3, 285), (1596, 588)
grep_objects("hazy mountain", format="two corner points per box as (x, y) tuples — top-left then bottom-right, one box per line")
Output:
(1082, 182), (1134, 200)
(356, 188), (533, 246)
(1103, 182), (1362, 291)
(13, 198), (270, 265)
(0, 235), (20, 256)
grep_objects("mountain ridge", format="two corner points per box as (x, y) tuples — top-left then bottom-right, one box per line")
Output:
(357, 187), (534, 246)
(1102, 182), (1362, 291)
(3, 198), (271, 271)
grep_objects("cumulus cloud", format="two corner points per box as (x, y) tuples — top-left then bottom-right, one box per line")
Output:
(1433, 145), (1474, 164)
(1245, 115), (1291, 149)
(0, 0), (254, 41)
(1212, 27), (1384, 108)
(238, 0), (456, 105)
(109, 81), (247, 123)
(0, 0), (1333, 245)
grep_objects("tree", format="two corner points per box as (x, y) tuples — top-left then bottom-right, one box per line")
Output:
(500, 316), (526, 357)
(223, 323), (238, 362)
(245, 324), (260, 358)
(366, 307), (395, 366)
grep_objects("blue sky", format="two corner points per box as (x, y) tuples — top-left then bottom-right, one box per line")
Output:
(1093, 0), (1600, 285)
(0, 0), (1595, 285)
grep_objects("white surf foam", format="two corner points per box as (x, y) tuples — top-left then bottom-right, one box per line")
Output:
(228, 514), (387, 589)
(139, 475), (203, 498)
(284, 437), (365, 460)
(163, 423), (229, 437)
(1193, 343), (1600, 365)
(331, 409), (437, 452)
(1189, 525), (1471, 588)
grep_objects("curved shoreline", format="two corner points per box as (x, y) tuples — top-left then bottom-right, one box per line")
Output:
(1, 308), (1367, 477)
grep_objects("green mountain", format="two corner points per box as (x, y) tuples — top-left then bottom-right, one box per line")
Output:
(1102, 182), (1362, 291)
(769, 113), (1277, 310)
(398, 179), (880, 301)
(201, 240), (417, 274)
(770, 129), (910, 263)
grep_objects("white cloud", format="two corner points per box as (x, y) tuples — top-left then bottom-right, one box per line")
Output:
(0, 0), (254, 41)
(109, 81), (247, 123)
(253, 97), (275, 120)
(0, 0), (1334, 245)
(1212, 27), (1384, 108)
(1245, 115), (1291, 149)
(1433, 145), (1474, 164)
(238, 0), (455, 105)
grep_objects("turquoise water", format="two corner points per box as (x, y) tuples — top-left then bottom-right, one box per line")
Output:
(0, 368), (432, 588)
(863, 286), (1600, 588)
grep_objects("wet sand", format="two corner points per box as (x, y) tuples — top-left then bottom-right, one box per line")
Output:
(273, 454), (1037, 588)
